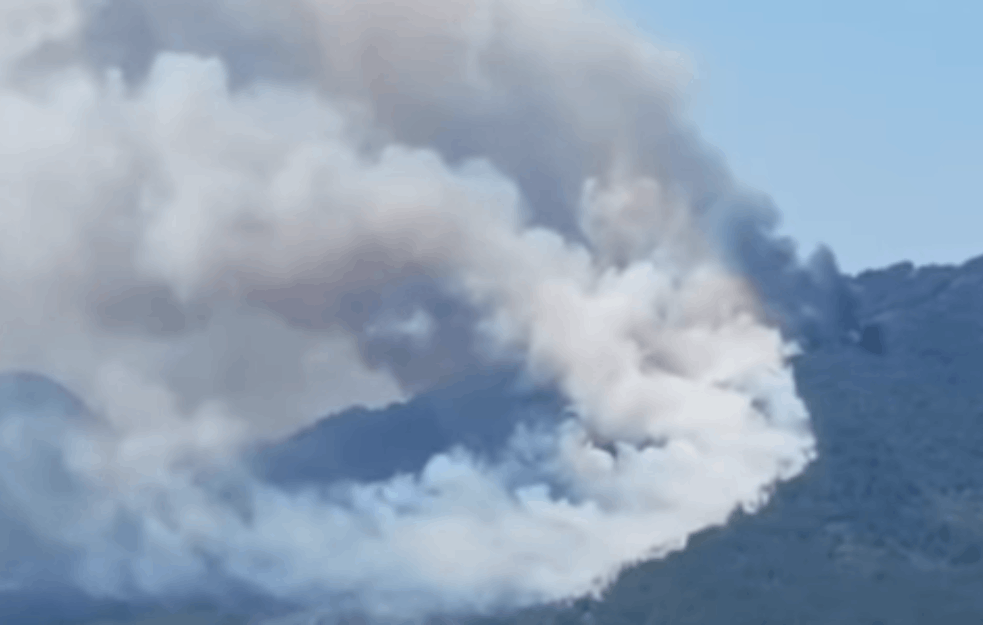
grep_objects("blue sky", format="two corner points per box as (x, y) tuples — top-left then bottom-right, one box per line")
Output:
(611, 0), (983, 274)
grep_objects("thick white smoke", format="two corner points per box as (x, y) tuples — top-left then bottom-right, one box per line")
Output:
(0, 0), (819, 620)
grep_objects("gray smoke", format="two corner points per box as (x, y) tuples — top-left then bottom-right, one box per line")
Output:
(0, 0), (851, 620)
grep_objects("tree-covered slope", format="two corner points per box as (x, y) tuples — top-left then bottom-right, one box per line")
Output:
(470, 255), (983, 625)
(8, 256), (983, 625)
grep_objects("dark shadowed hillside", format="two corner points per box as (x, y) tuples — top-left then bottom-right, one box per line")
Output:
(7, 255), (983, 625)
(463, 255), (983, 625)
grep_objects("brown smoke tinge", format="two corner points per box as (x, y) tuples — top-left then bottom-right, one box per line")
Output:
(0, 0), (825, 619)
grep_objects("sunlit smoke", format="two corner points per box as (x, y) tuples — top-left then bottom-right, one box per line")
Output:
(0, 0), (837, 620)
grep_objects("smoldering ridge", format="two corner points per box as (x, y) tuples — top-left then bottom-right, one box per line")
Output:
(251, 369), (566, 488)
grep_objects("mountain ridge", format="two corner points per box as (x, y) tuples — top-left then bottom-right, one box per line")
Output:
(474, 252), (983, 625)
(5, 253), (983, 625)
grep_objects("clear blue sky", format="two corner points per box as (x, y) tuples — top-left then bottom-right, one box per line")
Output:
(610, 0), (982, 274)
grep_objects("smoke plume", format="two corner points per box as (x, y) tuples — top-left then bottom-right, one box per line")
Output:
(0, 0), (848, 620)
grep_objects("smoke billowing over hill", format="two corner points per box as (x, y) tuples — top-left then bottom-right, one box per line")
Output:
(0, 0), (856, 622)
